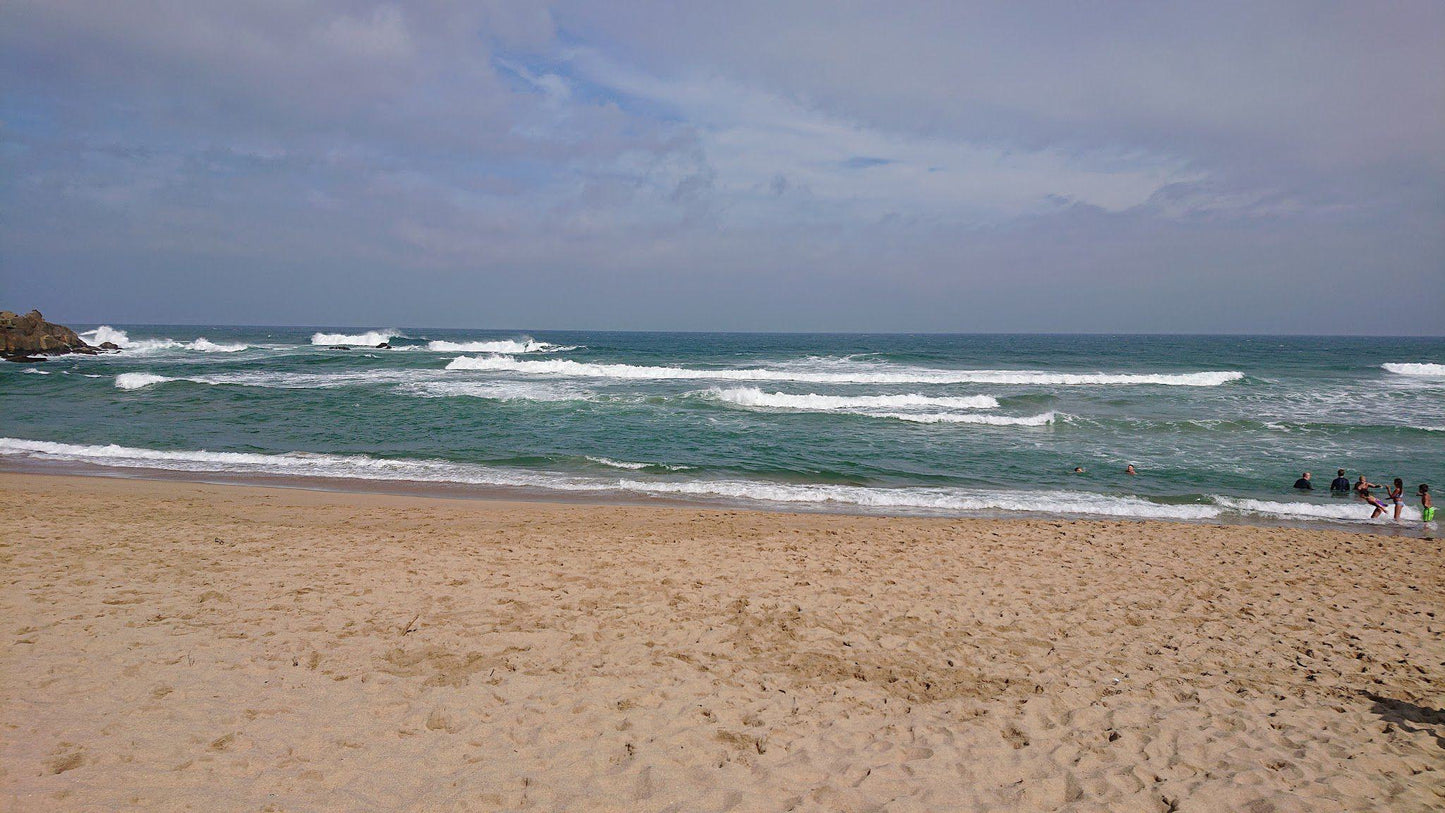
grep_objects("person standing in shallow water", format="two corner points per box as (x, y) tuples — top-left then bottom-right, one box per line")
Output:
(1293, 472), (1312, 490)
(1330, 469), (1351, 495)
(1386, 478), (1405, 521)
(1419, 485), (1434, 533)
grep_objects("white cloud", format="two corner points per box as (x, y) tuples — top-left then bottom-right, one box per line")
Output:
(567, 49), (1200, 223)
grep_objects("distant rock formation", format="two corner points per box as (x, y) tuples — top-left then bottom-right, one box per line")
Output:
(1, 310), (96, 360)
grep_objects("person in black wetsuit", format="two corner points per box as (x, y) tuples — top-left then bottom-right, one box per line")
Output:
(1293, 472), (1312, 490)
(1329, 469), (1351, 495)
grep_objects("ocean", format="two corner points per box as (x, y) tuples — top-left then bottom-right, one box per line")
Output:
(2, 326), (1441, 529)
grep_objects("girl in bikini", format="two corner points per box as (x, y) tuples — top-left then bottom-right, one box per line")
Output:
(1386, 478), (1405, 521)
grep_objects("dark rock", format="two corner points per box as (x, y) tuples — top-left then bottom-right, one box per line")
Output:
(3, 354), (47, 364)
(330, 345), (352, 350)
(98, 341), (121, 351)
(375, 342), (392, 349)
(0, 309), (95, 356)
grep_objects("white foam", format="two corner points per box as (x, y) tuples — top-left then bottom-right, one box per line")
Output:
(188, 337), (247, 352)
(115, 373), (174, 390)
(709, 387), (999, 411)
(873, 411), (1057, 426)
(21, 368), (50, 375)
(311, 330), (397, 346)
(79, 326), (130, 346)
(586, 456), (650, 470)
(1383, 362), (1445, 377)
(1213, 496), (1422, 523)
(446, 355), (1243, 386)
(113, 370), (432, 391)
(426, 339), (577, 353)
(0, 437), (1221, 520)
(78, 326), (247, 353)
(586, 456), (694, 472)
(398, 381), (592, 401)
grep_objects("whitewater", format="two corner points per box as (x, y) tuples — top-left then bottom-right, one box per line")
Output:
(446, 354), (1244, 386)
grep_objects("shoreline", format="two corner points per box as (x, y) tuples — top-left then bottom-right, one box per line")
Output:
(0, 456), (1429, 539)
(3, 471), (1442, 810)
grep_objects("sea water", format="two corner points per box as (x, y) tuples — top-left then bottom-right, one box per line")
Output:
(2, 327), (1441, 528)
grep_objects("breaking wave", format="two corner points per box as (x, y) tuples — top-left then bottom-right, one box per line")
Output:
(79, 326), (247, 353)
(1213, 496), (1423, 523)
(397, 381), (592, 401)
(311, 330), (397, 346)
(1382, 363), (1445, 377)
(874, 411), (1056, 426)
(446, 355), (1243, 386)
(426, 339), (577, 353)
(586, 456), (693, 471)
(708, 387), (999, 411)
(115, 373), (174, 390)
(116, 370), (427, 390)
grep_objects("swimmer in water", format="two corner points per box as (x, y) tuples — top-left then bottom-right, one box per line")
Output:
(1355, 475), (1388, 520)
(1073, 466), (1086, 474)
(1125, 464), (1137, 476)
(1329, 469), (1351, 494)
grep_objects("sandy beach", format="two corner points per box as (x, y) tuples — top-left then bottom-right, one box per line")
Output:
(1, 472), (1441, 811)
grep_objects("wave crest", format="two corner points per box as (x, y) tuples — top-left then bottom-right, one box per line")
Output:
(116, 373), (173, 390)
(311, 330), (396, 346)
(709, 387), (999, 411)
(398, 381), (592, 401)
(875, 411), (1056, 426)
(80, 326), (246, 353)
(1383, 362), (1445, 377)
(426, 338), (577, 353)
(446, 355), (1242, 386)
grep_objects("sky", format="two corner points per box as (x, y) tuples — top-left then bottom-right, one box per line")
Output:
(1, 1), (1442, 334)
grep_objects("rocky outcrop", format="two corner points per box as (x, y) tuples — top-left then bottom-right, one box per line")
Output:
(1, 310), (96, 359)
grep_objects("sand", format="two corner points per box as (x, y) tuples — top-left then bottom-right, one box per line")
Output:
(1, 472), (1441, 812)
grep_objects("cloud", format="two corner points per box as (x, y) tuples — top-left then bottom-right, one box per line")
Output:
(0, 1), (1440, 333)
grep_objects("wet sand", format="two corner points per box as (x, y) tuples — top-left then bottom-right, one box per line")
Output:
(1, 472), (1441, 811)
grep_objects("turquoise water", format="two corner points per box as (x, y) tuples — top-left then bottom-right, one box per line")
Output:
(2, 326), (1441, 527)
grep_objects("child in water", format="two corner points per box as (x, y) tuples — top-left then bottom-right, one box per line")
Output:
(1420, 484), (1434, 526)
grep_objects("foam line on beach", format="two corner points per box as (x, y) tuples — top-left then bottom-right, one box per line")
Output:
(0, 437), (1213, 519)
(446, 355), (1244, 386)
(4, 438), (1431, 526)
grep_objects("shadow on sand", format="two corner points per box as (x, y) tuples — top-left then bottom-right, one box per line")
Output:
(1364, 692), (1445, 750)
